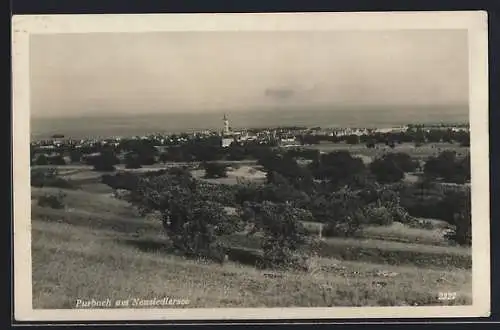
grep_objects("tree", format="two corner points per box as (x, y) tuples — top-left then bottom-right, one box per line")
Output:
(442, 129), (454, 143)
(386, 152), (419, 172)
(124, 152), (142, 169)
(34, 154), (49, 166)
(203, 162), (228, 179)
(424, 151), (470, 183)
(426, 129), (444, 143)
(345, 134), (360, 145)
(258, 151), (313, 186)
(369, 152), (417, 184)
(309, 150), (367, 187)
(442, 188), (471, 246)
(455, 131), (470, 147)
(227, 144), (247, 161)
(158, 152), (169, 163)
(90, 151), (119, 172)
(370, 157), (405, 184)
(69, 150), (83, 163)
(455, 154), (471, 183)
(366, 139), (376, 149)
(413, 129), (427, 145)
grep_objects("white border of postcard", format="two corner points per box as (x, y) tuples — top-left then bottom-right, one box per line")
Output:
(12, 11), (490, 321)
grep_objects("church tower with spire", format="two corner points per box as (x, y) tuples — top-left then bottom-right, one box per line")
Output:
(221, 113), (234, 148)
(223, 113), (230, 135)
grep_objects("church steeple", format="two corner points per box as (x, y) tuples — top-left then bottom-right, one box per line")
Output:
(223, 113), (230, 135)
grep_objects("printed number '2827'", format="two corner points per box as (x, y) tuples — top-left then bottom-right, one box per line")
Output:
(438, 292), (457, 301)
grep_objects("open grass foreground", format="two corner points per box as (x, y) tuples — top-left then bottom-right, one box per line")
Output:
(31, 184), (472, 309)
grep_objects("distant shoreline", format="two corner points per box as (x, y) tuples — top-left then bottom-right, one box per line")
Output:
(30, 105), (469, 140)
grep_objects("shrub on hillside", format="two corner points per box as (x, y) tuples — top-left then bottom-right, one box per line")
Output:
(37, 191), (66, 209)
(234, 181), (311, 209)
(323, 209), (368, 238)
(197, 182), (238, 207)
(364, 205), (394, 226)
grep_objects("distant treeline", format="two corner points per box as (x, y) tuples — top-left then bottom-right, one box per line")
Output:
(299, 128), (469, 147)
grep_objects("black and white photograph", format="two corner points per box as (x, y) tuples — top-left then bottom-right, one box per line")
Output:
(12, 12), (490, 321)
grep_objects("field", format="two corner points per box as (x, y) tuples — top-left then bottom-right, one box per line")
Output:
(30, 163), (472, 309)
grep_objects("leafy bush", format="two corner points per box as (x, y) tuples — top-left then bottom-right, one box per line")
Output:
(37, 191), (66, 209)
(127, 171), (241, 261)
(323, 209), (368, 238)
(314, 188), (368, 238)
(364, 205), (393, 226)
(239, 201), (312, 269)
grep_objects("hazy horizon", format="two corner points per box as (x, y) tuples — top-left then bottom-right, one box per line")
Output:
(30, 30), (469, 119)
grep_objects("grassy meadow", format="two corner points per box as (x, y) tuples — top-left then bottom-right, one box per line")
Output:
(31, 160), (472, 309)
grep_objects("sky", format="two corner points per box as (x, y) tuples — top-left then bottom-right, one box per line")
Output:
(30, 30), (469, 118)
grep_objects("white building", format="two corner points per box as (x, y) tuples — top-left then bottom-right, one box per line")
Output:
(222, 138), (234, 148)
(279, 137), (301, 147)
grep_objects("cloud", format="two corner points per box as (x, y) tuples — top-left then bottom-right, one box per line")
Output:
(264, 88), (295, 100)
